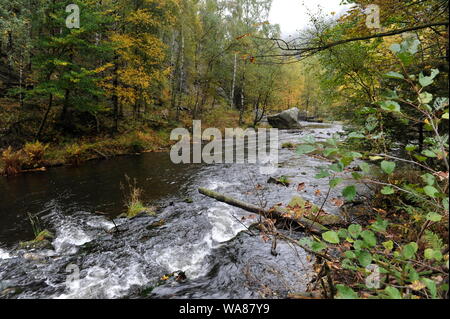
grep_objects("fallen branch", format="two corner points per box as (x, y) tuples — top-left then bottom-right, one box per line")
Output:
(198, 187), (330, 234)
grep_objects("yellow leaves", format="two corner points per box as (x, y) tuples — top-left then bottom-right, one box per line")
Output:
(93, 63), (114, 74)
(161, 275), (170, 281)
(409, 280), (426, 291)
(109, 33), (134, 50)
(236, 33), (251, 40)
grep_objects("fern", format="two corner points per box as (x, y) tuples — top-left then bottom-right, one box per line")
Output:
(424, 230), (444, 250)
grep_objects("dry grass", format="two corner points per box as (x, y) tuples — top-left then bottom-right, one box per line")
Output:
(1, 147), (24, 176)
(23, 141), (48, 167)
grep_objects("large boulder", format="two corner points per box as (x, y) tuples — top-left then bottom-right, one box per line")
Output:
(267, 107), (302, 129)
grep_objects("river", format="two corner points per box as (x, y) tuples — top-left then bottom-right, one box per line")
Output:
(0, 122), (345, 299)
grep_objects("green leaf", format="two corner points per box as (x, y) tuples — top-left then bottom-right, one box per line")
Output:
(356, 250), (372, 267)
(414, 154), (427, 162)
(384, 71), (404, 79)
(323, 148), (339, 157)
(371, 218), (389, 233)
(329, 178), (343, 188)
(385, 286), (402, 299)
(296, 144), (316, 154)
(443, 198), (449, 211)
(342, 258), (357, 270)
(421, 173), (436, 186)
(419, 92), (433, 104)
(398, 52), (413, 65)
(322, 231), (340, 244)
(426, 212), (442, 222)
(359, 162), (371, 173)
(424, 248), (443, 261)
(299, 237), (313, 247)
(342, 185), (357, 201)
(335, 285), (358, 299)
(348, 224), (362, 238)
(338, 229), (349, 238)
(360, 230), (377, 247)
(315, 170), (331, 179)
(348, 132), (365, 139)
(421, 278), (437, 299)
(311, 241), (327, 252)
(354, 240), (367, 250)
(345, 251), (356, 259)
(382, 240), (394, 251)
(379, 100), (401, 113)
(329, 162), (344, 173)
(405, 144), (418, 152)
(424, 185), (439, 198)
(381, 186), (395, 195)
(381, 161), (396, 175)
(402, 242), (418, 259)
(346, 151), (363, 159)
(443, 112), (449, 120)
(419, 69), (439, 87)
(325, 137), (338, 146)
(422, 149), (437, 158)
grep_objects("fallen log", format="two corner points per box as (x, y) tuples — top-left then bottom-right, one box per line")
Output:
(198, 187), (329, 234)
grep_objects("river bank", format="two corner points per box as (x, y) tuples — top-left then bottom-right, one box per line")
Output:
(0, 109), (249, 177)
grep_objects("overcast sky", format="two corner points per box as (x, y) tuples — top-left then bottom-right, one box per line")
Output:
(269, 0), (352, 37)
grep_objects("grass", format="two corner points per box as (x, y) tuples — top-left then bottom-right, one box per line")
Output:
(122, 176), (156, 218)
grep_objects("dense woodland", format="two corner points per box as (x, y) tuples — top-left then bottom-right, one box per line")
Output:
(0, 0), (449, 299)
(0, 0), (318, 147)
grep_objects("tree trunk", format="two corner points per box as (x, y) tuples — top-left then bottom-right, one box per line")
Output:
(198, 188), (329, 234)
(230, 53), (237, 109)
(112, 54), (120, 132)
(35, 93), (53, 140)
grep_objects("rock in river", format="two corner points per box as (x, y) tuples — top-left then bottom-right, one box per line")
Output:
(267, 107), (302, 129)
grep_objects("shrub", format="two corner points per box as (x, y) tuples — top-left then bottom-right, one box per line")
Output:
(65, 143), (84, 166)
(298, 40), (449, 299)
(129, 132), (147, 153)
(1, 146), (24, 175)
(23, 141), (48, 167)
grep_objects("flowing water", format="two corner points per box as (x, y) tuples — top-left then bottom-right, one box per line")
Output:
(0, 122), (347, 299)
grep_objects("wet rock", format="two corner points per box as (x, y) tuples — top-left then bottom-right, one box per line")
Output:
(267, 108), (302, 129)
(0, 287), (23, 298)
(146, 219), (166, 230)
(267, 176), (291, 187)
(23, 252), (46, 262)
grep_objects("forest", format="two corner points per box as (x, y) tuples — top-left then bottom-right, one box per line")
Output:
(0, 0), (449, 301)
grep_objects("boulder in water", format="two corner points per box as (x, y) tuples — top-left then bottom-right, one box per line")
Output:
(267, 107), (302, 129)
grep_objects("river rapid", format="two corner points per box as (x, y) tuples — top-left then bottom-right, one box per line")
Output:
(0, 122), (347, 299)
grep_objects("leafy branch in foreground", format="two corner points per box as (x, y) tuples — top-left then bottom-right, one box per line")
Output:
(297, 38), (448, 299)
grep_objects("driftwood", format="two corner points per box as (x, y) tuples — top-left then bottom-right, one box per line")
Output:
(198, 188), (329, 234)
